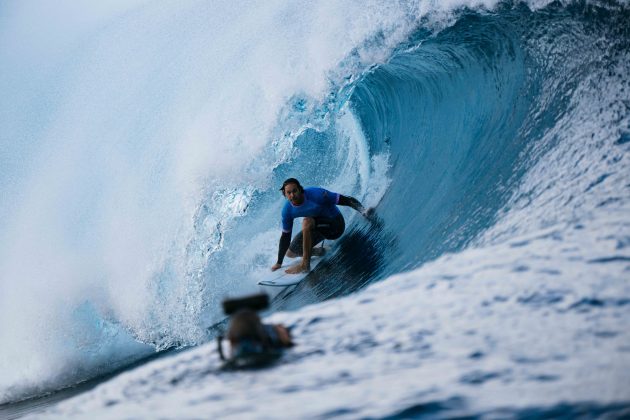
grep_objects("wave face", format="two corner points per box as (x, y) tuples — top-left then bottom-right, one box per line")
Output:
(1, 0), (630, 415)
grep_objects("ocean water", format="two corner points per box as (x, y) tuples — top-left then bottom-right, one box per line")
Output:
(1, 0), (629, 418)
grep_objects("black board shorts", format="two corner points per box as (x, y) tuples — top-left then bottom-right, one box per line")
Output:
(289, 214), (345, 255)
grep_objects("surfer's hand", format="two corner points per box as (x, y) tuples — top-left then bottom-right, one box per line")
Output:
(362, 207), (376, 220)
(274, 325), (293, 347)
(271, 263), (282, 271)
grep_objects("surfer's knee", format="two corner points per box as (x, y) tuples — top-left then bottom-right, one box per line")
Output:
(302, 217), (315, 230)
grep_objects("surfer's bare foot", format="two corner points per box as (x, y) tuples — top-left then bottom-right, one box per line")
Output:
(285, 263), (310, 274)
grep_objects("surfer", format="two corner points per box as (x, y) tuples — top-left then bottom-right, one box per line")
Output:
(271, 178), (373, 274)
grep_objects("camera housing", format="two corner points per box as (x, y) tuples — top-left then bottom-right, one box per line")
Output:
(222, 293), (269, 315)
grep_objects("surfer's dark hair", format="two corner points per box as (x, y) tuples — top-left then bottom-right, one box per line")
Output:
(280, 178), (304, 194)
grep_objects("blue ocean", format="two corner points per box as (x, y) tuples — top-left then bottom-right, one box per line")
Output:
(1, 0), (629, 418)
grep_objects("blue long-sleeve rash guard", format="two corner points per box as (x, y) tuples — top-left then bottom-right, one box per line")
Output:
(281, 187), (340, 233)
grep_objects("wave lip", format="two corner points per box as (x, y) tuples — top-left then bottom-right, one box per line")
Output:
(0, 0), (430, 404)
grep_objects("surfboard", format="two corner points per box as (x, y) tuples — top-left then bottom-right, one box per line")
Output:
(257, 255), (324, 287)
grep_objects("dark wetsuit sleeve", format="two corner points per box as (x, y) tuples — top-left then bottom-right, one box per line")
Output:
(338, 195), (365, 213)
(277, 231), (291, 265)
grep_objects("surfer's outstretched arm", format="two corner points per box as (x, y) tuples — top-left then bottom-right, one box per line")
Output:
(338, 195), (375, 219)
(272, 231), (291, 271)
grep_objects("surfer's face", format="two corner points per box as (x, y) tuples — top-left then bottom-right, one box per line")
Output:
(284, 183), (303, 205)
